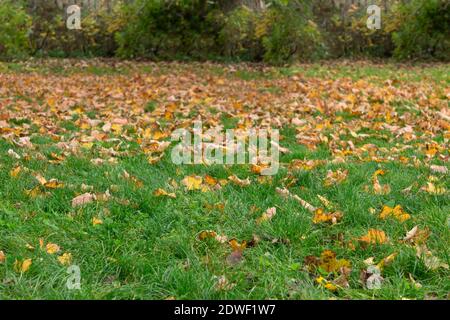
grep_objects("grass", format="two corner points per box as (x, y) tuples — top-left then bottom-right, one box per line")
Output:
(0, 60), (448, 300)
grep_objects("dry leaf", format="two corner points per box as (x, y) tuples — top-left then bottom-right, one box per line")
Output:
(324, 169), (348, 186)
(153, 188), (176, 198)
(57, 252), (73, 265)
(228, 175), (251, 187)
(182, 175), (203, 190)
(10, 166), (22, 178)
(359, 229), (388, 245)
(71, 193), (95, 207)
(256, 207), (276, 224)
(430, 165), (448, 174)
(46, 242), (60, 254)
(379, 205), (411, 222)
(92, 217), (103, 225)
(14, 258), (32, 273)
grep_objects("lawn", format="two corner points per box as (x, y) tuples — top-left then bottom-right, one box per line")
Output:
(0, 59), (448, 300)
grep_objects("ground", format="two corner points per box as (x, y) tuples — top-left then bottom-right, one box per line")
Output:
(0, 60), (448, 299)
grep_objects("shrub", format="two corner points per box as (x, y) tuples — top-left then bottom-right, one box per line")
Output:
(0, 0), (31, 59)
(261, 1), (324, 64)
(392, 0), (450, 60)
(219, 0), (324, 64)
(116, 0), (224, 59)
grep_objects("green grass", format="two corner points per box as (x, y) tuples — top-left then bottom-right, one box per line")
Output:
(0, 60), (448, 299)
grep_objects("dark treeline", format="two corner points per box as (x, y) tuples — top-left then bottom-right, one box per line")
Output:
(1, 0), (449, 62)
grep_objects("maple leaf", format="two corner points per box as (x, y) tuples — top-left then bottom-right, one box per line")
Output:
(57, 253), (72, 266)
(359, 229), (388, 245)
(181, 175), (203, 190)
(46, 243), (61, 254)
(379, 205), (411, 222)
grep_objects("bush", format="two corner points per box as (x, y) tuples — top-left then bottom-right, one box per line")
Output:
(219, 6), (264, 61)
(28, 1), (123, 57)
(261, 1), (324, 64)
(392, 0), (450, 60)
(0, 0), (31, 59)
(220, 0), (324, 64)
(116, 0), (224, 59)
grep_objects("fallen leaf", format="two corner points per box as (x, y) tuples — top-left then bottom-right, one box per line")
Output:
(57, 252), (73, 266)
(46, 242), (60, 254)
(415, 245), (449, 270)
(10, 166), (22, 178)
(44, 179), (64, 189)
(181, 175), (203, 190)
(312, 208), (342, 224)
(153, 188), (176, 198)
(379, 205), (411, 222)
(324, 169), (348, 186)
(359, 229), (388, 245)
(0, 250), (5, 263)
(92, 217), (103, 225)
(228, 175), (251, 187)
(430, 165), (448, 174)
(256, 207), (277, 224)
(71, 193), (95, 207)
(14, 258), (32, 273)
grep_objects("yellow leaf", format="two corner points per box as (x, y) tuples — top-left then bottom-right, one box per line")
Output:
(198, 230), (217, 241)
(229, 239), (247, 252)
(92, 217), (103, 226)
(318, 250), (351, 273)
(44, 179), (64, 189)
(57, 253), (72, 266)
(316, 276), (338, 292)
(0, 250), (5, 263)
(14, 258), (32, 273)
(204, 175), (218, 186)
(46, 243), (60, 254)
(153, 188), (176, 198)
(181, 175), (203, 191)
(312, 208), (343, 224)
(359, 229), (388, 245)
(379, 205), (411, 222)
(10, 166), (22, 178)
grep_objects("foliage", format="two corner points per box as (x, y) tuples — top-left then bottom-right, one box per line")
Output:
(1, 0), (449, 62)
(0, 0), (31, 59)
(392, 0), (450, 60)
(116, 0), (224, 59)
